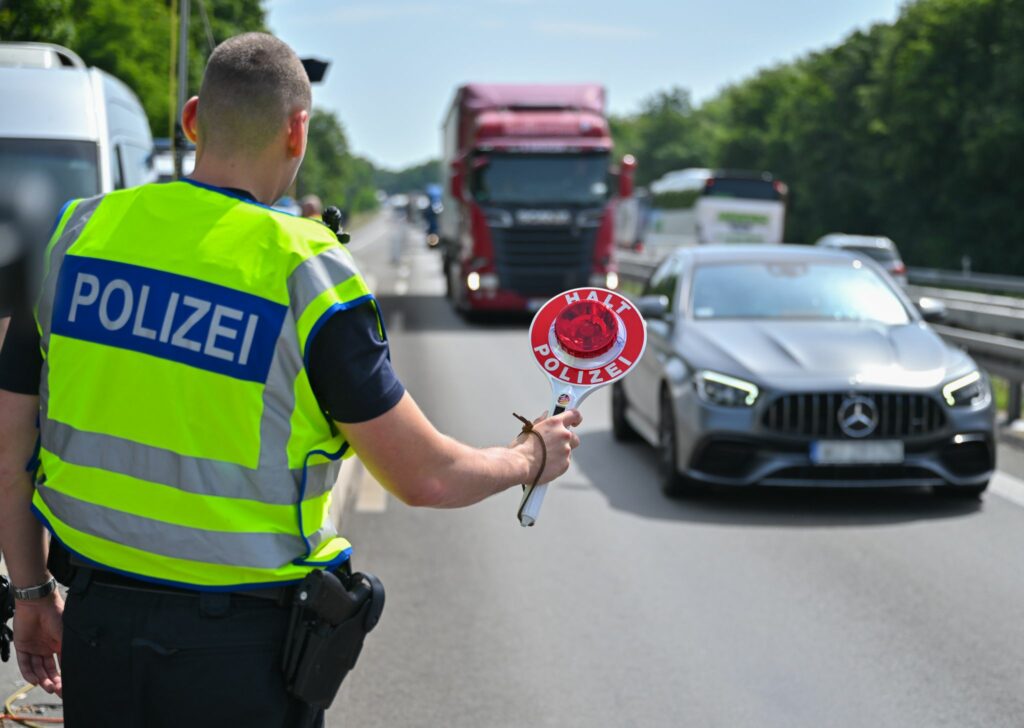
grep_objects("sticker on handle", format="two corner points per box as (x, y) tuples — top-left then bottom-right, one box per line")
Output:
(518, 287), (647, 527)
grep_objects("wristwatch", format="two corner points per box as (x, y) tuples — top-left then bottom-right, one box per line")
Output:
(13, 577), (57, 601)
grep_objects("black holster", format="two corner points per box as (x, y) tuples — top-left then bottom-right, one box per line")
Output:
(282, 569), (384, 710)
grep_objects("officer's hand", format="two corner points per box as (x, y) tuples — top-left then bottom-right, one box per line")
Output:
(13, 590), (64, 697)
(514, 409), (582, 485)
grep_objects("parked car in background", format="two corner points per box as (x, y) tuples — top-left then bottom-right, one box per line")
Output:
(816, 233), (908, 287)
(0, 41), (155, 313)
(614, 245), (994, 499)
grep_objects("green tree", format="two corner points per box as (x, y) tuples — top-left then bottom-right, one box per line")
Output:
(296, 108), (378, 214)
(373, 159), (441, 195)
(1, 0), (267, 138)
(0, 0), (75, 46)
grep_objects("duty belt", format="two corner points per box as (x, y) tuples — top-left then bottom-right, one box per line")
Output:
(71, 561), (293, 605)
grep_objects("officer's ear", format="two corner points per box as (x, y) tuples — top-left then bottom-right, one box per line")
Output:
(286, 108), (309, 160)
(181, 97), (200, 144)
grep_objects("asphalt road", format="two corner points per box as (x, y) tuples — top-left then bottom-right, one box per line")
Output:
(3, 213), (1024, 727)
(328, 213), (1024, 728)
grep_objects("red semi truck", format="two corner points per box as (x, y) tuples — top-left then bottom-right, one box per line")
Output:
(439, 83), (634, 315)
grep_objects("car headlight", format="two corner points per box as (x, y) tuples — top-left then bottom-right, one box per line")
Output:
(942, 370), (990, 407)
(695, 370), (759, 407)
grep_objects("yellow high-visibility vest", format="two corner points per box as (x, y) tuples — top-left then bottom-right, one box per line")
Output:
(32, 180), (376, 589)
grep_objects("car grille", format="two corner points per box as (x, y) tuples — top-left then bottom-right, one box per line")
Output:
(490, 226), (596, 296)
(762, 392), (946, 439)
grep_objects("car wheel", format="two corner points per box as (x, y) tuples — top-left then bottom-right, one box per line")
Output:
(658, 391), (699, 497)
(935, 482), (988, 499)
(611, 382), (639, 442)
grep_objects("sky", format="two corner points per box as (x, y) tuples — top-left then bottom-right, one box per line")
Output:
(266, 0), (903, 170)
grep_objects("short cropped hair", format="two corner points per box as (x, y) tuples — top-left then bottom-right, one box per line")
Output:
(197, 33), (311, 155)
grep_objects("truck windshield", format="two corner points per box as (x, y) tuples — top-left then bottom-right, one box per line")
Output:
(471, 153), (610, 205)
(0, 138), (101, 217)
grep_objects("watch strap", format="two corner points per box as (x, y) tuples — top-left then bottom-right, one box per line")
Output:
(13, 577), (57, 601)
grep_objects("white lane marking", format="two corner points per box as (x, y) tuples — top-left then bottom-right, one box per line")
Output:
(988, 470), (1024, 508)
(355, 462), (388, 513)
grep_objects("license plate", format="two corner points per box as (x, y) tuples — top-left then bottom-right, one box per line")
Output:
(810, 440), (904, 465)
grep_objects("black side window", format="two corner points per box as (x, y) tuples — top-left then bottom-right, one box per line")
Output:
(110, 144), (124, 190)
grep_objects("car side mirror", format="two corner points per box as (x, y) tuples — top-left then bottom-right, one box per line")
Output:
(917, 296), (947, 323)
(636, 294), (670, 320)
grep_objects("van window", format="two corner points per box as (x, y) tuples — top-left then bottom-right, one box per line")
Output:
(703, 178), (780, 200)
(0, 138), (100, 208)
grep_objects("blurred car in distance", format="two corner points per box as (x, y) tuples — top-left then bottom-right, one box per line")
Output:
(816, 233), (907, 287)
(615, 245), (994, 499)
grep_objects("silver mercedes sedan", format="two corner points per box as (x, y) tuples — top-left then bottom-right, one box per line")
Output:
(614, 245), (995, 498)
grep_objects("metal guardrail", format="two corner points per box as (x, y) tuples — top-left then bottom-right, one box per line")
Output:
(617, 252), (1024, 423)
(909, 268), (1024, 295)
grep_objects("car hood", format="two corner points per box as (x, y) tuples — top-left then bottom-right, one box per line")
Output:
(680, 320), (974, 390)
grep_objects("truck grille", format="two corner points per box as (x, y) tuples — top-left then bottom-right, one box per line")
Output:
(490, 227), (596, 296)
(762, 392), (946, 439)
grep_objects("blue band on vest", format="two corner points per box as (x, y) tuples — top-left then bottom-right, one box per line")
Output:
(51, 254), (287, 383)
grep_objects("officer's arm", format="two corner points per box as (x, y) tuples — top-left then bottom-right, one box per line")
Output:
(336, 392), (581, 509)
(0, 390), (49, 588)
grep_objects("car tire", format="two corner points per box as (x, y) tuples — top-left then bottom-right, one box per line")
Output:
(936, 482), (989, 499)
(611, 382), (640, 442)
(658, 391), (700, 497)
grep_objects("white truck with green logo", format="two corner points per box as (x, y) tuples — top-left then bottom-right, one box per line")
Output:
(642, 168), (786, 257)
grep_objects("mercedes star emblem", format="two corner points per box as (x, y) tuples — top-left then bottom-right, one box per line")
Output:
(838, 395), (879, 438)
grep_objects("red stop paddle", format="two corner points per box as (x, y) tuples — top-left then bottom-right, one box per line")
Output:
(518, 287), (647, 526)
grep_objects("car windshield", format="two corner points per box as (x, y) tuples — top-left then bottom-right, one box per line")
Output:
(470, 153), (609, 205)
(691, 260), (910, 324)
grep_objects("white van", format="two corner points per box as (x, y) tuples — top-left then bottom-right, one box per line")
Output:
(642, 168), (787, 260)
(0, 42), (155, 312)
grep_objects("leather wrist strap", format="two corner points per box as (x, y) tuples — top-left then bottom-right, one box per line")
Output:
(513, 412), (547, 488)
(13, 577), (57, 601)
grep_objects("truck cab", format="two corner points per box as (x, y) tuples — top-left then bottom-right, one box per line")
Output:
(440, 84), (633, 315)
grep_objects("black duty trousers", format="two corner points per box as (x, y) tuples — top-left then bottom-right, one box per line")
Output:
(61, 575), (324, 728)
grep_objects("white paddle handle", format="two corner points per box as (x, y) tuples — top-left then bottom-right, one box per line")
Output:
(516, 404), (565, 527)
(517, 484), (547, 527)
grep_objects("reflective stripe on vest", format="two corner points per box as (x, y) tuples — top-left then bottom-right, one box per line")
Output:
(32, 181), (376, 589)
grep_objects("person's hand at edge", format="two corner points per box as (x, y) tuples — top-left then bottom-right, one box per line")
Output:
(14, 588), (64, 697)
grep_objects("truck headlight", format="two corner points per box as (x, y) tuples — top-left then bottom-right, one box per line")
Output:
(942, 370), (990, 407)
(695, 371), (759, 407)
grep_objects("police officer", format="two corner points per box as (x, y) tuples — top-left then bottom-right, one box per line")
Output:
(0, 33), (581, 727)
